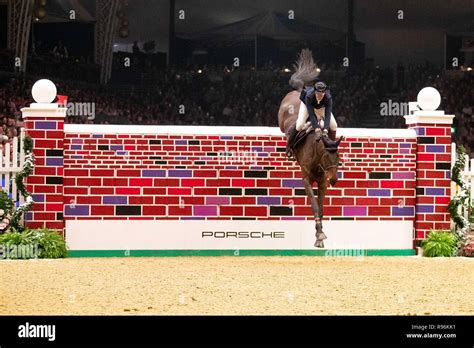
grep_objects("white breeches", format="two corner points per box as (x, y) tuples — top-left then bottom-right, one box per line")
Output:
(296, 101), (338, 132)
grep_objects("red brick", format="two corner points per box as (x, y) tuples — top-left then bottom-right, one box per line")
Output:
(114, 188), (139, 195)
(91, 187), (114, 194)
(27, 176), (45, 184)
(415, 222), (433, 230)
(270, 170), (293, 178)
(434, 222), (451, 230)
(231, 197), (256, 205)
(34, 140), (57, 148)
(423, 213), (446, 222)
(33, 185), (56, 193)
(194, 170), (217, 177)
(155, 196), (180, 204)
(91, 205), (115, 215)
(184, 197), (205, 204)
(142, 188), (166, 195)
(168, 205), (192, 216)
(416, 231), (427, 239)
(435, 154), (451, 161)
(168, 188), (192, 195)
(34, 167), (57, 175)
(435, 179), (451, 187)
(393, 189), (415, 196)
(326, 188), (342, 195)
(181, 179), (205, 187)
(45, 204), (63, 211)
(44, 221), (64, 230)
(425, 127), (445, 136)
(418, 154), (434, 161)
(334, 180), (355, 188)
(143, 205), (167, 216)
(282, 197), (306, 205)
(102, 178), (128, 186)
(129, 178), (153, 186)
(324, 206), (342, 216)
(194, 188), (217, 195)
(435, 196), (451, 205)
(356, 198), (378, 205)
(117, 169), (141, 177)
(34, 212), (57, 220)
(46, 130), (64, 139)
(220, 206), (244, 216)
(344, 189), (367, 196)
(245, 206), (267, 216)
(65, 169), (88, 176)
(295, 206), (312, 216)
(268, 188), (292, 196)
(77, 178), (101, 186)
(368, 207), (391, 216)
(434, 205), (449, 213)
(232, 179), (255, 187)
(129, 196), (154, 204)
(90, 169), (114, 177)
(417, 179), (435, 186)
(435, 136), (451, 145)
(418, 197), (434, 204)
(31, 203), (45, 212)
(344, 172), (367, 179)
(331, 197), (355, 205)
(380, 180), (404, 188)
(64, 187), (88, 195)
(380, 198), (401, 205)
(75, 196), (101, 204)
(219, 170), (243, 177)
(417, 162), (434, 170)
(425, 170), (444, 179)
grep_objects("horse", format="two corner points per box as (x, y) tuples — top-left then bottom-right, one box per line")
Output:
(277, 49), (342, 248)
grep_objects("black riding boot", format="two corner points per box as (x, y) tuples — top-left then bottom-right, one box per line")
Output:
(286, 125), (298, 159)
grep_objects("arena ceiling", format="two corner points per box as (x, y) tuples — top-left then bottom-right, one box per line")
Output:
(30, 0), (473, 32)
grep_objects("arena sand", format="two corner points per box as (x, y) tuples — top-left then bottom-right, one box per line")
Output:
(1, 256), (473, 315)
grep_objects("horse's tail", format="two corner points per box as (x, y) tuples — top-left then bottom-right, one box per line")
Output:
(289, 48), (320, 91)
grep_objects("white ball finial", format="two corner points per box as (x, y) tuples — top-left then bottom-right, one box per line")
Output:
(31, 79), (57, 104)
(417, 87), (441, 111)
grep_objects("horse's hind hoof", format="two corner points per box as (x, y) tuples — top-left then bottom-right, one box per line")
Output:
(314, 240), (325, 248)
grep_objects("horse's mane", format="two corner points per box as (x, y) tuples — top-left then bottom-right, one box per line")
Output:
(289, 49), (320, 91)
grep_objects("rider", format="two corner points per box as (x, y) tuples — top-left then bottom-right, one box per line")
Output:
(286, 81), (337, 158)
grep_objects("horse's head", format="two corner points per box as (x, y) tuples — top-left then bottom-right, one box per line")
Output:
(320, 136), (343, 186)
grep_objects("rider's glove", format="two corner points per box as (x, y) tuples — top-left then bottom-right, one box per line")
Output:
(322, 129), (329, 137)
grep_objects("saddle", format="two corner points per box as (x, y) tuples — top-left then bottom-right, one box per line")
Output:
(286, 124), (340, 161)
(286, 125), (321, 160)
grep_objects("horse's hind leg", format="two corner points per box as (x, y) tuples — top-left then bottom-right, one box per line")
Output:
(303, 177), (326, 248)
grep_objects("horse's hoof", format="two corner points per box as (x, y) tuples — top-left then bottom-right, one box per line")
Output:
(314, 240), (325, 248)
(316, 231), (327, 240)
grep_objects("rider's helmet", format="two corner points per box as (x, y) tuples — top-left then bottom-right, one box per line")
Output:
(314, 81), (327, 92)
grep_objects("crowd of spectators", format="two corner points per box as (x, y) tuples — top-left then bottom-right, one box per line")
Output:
(0, 54), (472, 156)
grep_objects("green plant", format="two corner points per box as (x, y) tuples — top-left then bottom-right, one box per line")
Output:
(0, 135), (35, 233)
(0, 228), (68, 259)
(449, 144), (472, 256)
(421, 230), (457, 257)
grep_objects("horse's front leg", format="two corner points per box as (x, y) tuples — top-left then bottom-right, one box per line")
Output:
(316, 176), (328, 245)
(303, 177), (326, 248)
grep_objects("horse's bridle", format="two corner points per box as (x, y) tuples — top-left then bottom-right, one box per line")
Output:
(318, 151), (339, 174)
